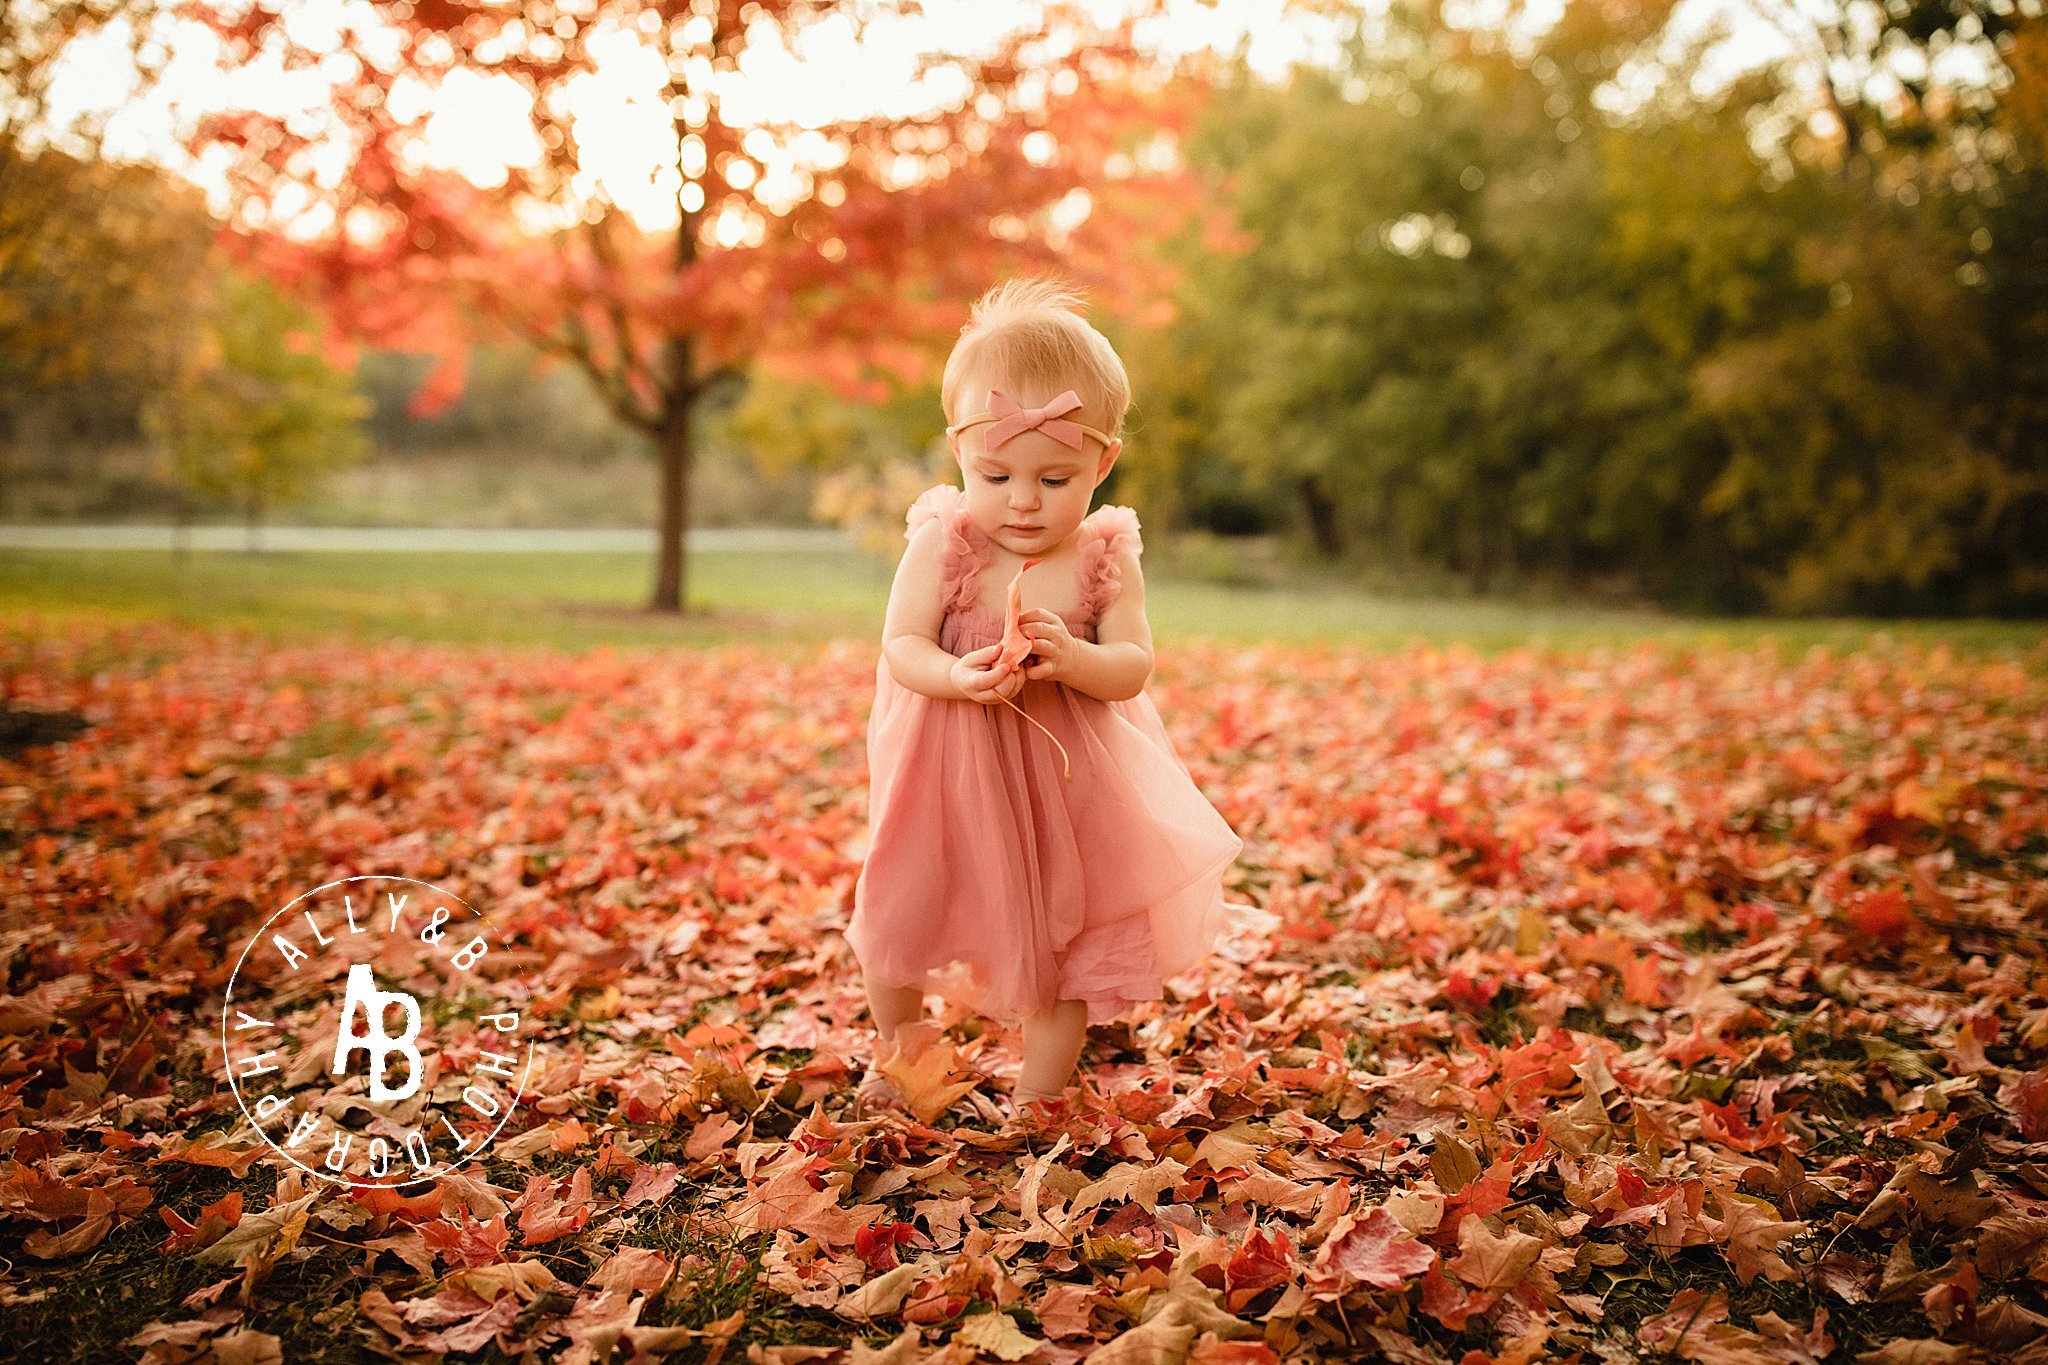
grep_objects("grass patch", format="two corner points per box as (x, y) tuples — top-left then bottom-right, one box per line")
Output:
(6, 1149), (865, 1363)
(4, 546), (2046, 666)
(2, 1168), (374, 1365)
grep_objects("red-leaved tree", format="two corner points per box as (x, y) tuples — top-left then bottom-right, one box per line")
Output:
(187, 0), (1219, 613)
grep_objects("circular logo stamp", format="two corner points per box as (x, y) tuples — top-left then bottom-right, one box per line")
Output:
(220, 876), (535, 1188)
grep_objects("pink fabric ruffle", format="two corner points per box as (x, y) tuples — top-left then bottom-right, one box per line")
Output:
(1078, 504), (1142, 624)
(905, 483), (988, 617)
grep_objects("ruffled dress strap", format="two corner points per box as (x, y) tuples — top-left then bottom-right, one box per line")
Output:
(1078, 504), (1143, 624)
(905, 482), (990, 617)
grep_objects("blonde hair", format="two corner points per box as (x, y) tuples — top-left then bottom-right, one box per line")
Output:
(942, 277), (1131, 445)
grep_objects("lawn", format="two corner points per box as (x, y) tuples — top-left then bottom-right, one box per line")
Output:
(2, 544), (2044, 665)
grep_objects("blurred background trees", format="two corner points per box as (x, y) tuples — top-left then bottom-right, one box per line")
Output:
(1134, 0), (2046, 614)
(185, 0), (1208, 614)
(0, 0), (371, 533)
(2, 0), (2042, 615)
(142, 269), (370, 546)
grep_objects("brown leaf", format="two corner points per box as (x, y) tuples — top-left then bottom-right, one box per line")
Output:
(23, 1190), (117, 1259)
(1445, 1215), (1544, 1293)
(204, 1329), (283, 1365)
(1853, 1342), (1972, 1365)
(1430, 1134), (1482, 1194)
(1068, 1160), (1189, 1218)
(1974, 1298), (2048, 1352)
(1708, 1196), (1806, 1285)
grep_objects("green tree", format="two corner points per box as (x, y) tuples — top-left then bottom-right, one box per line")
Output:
(1147, 0), (2046, 612)
(145, 270), (370, 546)
(1637, 6), (2048, 613)
(1154, 0), (1695, 594)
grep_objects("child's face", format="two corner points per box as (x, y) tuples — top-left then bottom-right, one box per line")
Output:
(948, 378), (1122, 556)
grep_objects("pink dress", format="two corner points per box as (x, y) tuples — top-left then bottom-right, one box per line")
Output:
(847, 483), (1244, 1027)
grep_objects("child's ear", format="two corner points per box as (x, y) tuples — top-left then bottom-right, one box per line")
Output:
(1097, 438), (1122, 481)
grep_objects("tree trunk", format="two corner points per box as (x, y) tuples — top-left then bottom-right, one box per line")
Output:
(1298, 473), (1343, 558)
(1466, 504), (1498, 593)
(172, 479), (188, 567)
(648, 341), (696, 614)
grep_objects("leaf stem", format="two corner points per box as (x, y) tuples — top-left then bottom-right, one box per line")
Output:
(996, 691), (1072, 782)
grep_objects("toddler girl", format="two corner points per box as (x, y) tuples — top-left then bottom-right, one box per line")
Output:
(845, 277), (1243, 1121)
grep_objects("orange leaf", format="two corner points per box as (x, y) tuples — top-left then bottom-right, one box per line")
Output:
(420, 1213), (512, 1269)
(1845, 888), (1914, 945)
(996, 556), (1045, 675)
(516, 1168), (593, 1246)
(162, 1190), (244, 1254)
(352, 1184), (445, 1223)
(1445, 1214), (1544, 1292)
(1225, 1224), (1295, 1300)
(987, 557), (1072, 781)
(875, 1019), (981, 1125)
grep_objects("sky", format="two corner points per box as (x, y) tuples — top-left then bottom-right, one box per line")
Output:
(41, 0), (1892, 234)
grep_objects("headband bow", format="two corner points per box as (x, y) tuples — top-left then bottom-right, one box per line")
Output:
(949, 388), (1112, 452)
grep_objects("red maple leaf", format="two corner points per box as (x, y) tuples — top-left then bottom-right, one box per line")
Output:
(516, 1169), (593, 1246)
(1306, 1206), (1436, 1295)
(1225, 1224), (1296, 1299)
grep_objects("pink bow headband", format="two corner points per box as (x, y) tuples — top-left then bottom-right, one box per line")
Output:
(947, 388), (1114, 452)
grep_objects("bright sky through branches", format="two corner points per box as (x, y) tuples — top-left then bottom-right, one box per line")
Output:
(49, 0), (1344, 229)
(43, 0), (1885, 234)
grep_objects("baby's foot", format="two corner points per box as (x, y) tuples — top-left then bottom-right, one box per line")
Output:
(852, 1043), (908, 1118)
(1002, 1084), (1074, 1128)
(852, 1064), (905, 1120)
(961, 1089), (1008, 1126)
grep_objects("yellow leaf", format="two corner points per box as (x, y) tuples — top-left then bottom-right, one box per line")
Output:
(838, 1264), (917, 1320)
(1515, 904), (1548, 955)
(876, 1020), (980, 1125)
(198, 1192), (318, 1266)
(1069, 1159), (1189, 1217)
(953, 1310), (1040, 1362)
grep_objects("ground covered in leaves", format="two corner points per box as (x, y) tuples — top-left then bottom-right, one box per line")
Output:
(2, 617), (2047, 1364)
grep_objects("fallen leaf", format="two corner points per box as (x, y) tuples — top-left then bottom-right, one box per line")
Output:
(1445, 1215), (1544, 1293)
(162, 1192), (244, 1254)
(1307, 1206), (1437, 1294)
(953, 1309), (1041, 1361)
(516, 1167), (593, 1245)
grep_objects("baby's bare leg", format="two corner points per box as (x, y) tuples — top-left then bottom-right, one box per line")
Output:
(865, 975), (925, 1045)
(1016, 999), (1088, 1102)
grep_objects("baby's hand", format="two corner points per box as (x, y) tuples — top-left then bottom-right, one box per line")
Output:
(1017, 609), (1074, 682)
(951, 644), (1026, 705)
